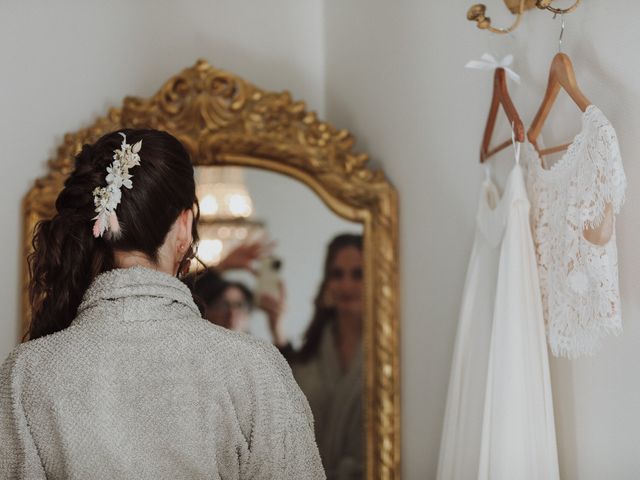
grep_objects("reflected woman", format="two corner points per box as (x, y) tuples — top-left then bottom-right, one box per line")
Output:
(276, 234), (365, 480)
(184, 266), (283, 334)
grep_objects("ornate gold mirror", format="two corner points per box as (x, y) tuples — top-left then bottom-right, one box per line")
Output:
(22, 60), (400, 479)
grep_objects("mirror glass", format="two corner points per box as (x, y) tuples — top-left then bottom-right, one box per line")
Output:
(189, 166), (365, 479)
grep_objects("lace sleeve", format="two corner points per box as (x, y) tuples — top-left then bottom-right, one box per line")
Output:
(558, 122), (626, 357)
(578, 123), (626, 230)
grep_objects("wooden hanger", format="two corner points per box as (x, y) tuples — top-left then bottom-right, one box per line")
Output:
(527, 52), (591, 157)
(480, 67), (525, 163)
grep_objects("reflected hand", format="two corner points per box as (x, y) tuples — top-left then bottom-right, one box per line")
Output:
(258, 282), (287, 348)
(218, 238), (275, 273)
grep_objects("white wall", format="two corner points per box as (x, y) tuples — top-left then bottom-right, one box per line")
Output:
(0, 0), (324, 356)
(325, 1), (640, 478)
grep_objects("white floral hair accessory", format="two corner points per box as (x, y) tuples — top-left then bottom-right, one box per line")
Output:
(92, 132), (142, 238)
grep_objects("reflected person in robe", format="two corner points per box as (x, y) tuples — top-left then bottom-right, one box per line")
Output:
(184, 261), (284, 334)
(184, 268), (254, 330)
(274, 234), (364, 480)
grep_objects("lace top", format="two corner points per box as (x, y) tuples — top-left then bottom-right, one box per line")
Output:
(524, 105), (627, 358)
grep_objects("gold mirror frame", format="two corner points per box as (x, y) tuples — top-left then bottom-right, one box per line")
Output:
(22, 60), (400, 479)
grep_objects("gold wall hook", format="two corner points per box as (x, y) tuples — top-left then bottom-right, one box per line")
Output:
(503, 0), (539, 13)
(467, 4), (492, 30)
(536, 0), (581, 15)
(467, 0), (528, 34)
(467, 0), (580, 35)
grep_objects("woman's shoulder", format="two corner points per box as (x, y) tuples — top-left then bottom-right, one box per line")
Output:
(0, 336), (54, 392)
(160, 315), (299, 392)
(205, 325), (294, 378)
(0, 325), (85, 384)
(206, 328), (309, 406)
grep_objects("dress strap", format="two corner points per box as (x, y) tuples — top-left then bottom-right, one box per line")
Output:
(484, 162), (492, 183)
(511, 123), (521, 165)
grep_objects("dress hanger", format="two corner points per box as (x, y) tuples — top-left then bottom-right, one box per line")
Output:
(480, 67), (525, 163)
(529, 18), (612, 243)
(527, 17), (591, 157)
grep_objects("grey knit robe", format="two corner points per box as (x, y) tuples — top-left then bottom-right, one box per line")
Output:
(292, 328), (363, 479)
(0, 267), (325, 479)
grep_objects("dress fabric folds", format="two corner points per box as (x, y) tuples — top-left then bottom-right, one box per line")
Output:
(437, 159), (560, 480)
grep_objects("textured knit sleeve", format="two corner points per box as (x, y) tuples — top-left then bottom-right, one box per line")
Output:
(239, 343), (325, 480)
(281, 409), (326, 479)
(0, 351), (47, 479)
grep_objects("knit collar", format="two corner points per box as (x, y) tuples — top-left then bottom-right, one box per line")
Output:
(77, 266), (200, 318)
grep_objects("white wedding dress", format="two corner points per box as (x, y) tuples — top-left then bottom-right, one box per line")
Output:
(438, 146), (559, 480)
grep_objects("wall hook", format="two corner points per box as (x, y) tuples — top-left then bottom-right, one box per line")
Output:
(467, 0), (580, 35)
(536, 0), (581, 15)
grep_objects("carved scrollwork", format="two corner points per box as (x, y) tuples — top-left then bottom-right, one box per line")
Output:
(23, 60), (400, 479)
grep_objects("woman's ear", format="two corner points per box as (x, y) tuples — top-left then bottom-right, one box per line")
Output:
(177, 208), (194, 250)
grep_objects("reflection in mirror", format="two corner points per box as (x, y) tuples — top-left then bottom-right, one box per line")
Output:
(194, 167), (265, 266)
(186, 166), (365, 479)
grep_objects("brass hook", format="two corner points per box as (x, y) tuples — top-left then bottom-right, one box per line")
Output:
(536, 0), (581, 15)
(467, 0), (525, 35)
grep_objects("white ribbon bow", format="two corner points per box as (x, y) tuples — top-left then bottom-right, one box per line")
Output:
(465, 53), (521, 84)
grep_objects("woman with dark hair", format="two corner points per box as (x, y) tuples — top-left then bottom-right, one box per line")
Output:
(274, 233), (364, 480)
(184, 268), (256, 331)
(0, 129), (324, 479)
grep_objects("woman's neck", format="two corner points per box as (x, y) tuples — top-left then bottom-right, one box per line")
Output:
(335, 312), (362, 371)
(336, 312), (362, 341)
(113, 250), (173, 275)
